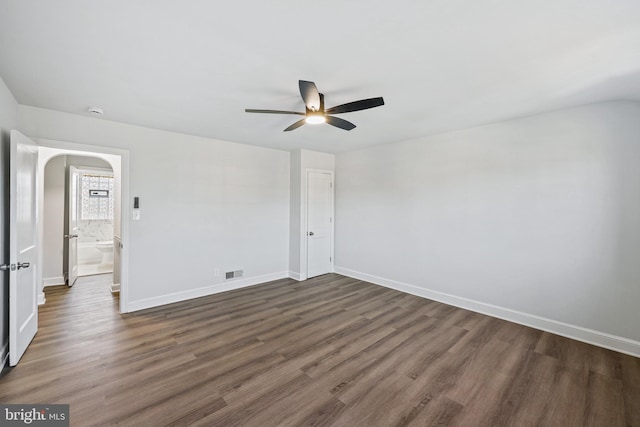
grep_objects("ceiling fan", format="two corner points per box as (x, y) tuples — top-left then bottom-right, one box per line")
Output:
(245, 80), (384, 131)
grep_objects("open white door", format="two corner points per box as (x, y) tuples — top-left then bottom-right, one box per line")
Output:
(66, 166), (79, 286)
(306, 171), (334, 278)
(8, 131), (39, 366)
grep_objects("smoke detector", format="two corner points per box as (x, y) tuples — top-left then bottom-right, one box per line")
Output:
(87, 106), (104, 115)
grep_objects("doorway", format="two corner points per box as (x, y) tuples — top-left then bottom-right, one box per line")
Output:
(306, 170), (334, 278)
(37, 140), (130, 313)
(7, 133), (129, 367)
(43, 155), (120, 291)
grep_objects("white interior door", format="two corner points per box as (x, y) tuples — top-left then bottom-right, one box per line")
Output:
(8, 130), (39, 366)
(307, 171), (333, 278)
(66, 166), (79, 286)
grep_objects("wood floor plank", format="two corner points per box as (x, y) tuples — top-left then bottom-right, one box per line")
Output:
(535, 365), (589, 427)
(400, 395), (464, 427)
(193, 374), (313, 427)
(0, 273), (637, 426)
(583, 370), (626, 427)
(331, 368), (417, 427)
(443, 336), (522, 406)
(535, 331), (623, 379)
(621, 353), (640, 426)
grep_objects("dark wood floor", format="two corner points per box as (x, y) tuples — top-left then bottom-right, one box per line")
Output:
(1, 274), (638, 426)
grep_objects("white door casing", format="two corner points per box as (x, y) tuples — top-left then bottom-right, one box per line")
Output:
(306, 171), (334, 278)
(67, 166), (79, 286)
(8, 130), (39, 366)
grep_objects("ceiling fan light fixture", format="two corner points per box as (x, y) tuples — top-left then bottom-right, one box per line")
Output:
(245, 80), (384, 131)
(305, 115), (326, 124)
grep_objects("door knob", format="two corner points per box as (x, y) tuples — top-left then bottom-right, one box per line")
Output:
(308, 231), (314, 236)
(17, 262), (30, 270)
(64, 234), (79, 239)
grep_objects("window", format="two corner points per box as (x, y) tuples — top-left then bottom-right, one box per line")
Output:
(80, 173), (114, 220)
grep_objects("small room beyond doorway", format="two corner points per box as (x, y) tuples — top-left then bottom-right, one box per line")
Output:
(42, 155), (115, 286)
(74, 167), (115, 277)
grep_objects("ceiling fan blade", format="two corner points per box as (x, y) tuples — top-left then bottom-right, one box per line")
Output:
(325, 97), (385, 114)
(245, 109), (305, 115)
(284, 118), (307, 132)
(299, 80), (321, 111)
(326, 115), (356, 131)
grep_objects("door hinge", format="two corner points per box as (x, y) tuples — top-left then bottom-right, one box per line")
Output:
(330, 257), (332, 262)
(330, 182), (333, 189)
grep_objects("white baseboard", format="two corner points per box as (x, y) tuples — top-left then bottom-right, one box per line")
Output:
(126, 271), (290, 312)
(334, 266), (640, 358)
(110, 283), (120, 293)
(43, 276), (65, 288)
(289, 271), (304, 281)
(39, 276), (63, 306)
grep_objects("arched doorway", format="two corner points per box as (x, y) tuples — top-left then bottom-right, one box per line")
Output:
(36, 140), (130, 313)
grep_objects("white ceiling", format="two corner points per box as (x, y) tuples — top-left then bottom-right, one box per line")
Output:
(1, 1), (639, 153)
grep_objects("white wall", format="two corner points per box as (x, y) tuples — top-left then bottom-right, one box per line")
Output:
(66, 155), (111, 169)
(289, 150), (301, 277)
(289, 149), (335, 280)
(20, 106), (290, 311)
(42, 156), (66, 285)
(335, 101), (640, 354)
(0, 76), (18, 367)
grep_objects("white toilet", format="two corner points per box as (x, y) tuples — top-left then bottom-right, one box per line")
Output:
(95, 240), (114, 265)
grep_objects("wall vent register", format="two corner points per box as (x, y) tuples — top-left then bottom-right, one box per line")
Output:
(225, 270), (243, 280)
